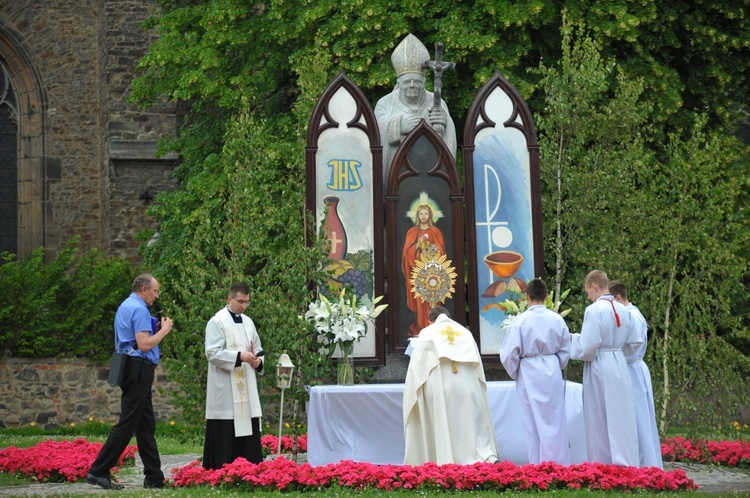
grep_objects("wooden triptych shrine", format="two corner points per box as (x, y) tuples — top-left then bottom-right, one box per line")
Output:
(306, 68), (543, 366)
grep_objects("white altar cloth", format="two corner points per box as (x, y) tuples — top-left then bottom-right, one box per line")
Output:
(307, 380), (587, 466)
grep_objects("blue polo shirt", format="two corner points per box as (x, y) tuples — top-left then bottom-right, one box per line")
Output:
(114, 293), (160, 365)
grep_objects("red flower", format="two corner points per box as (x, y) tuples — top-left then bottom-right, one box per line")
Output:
(259, 434), (307, 453)
(662, 437), (750, 469)
(168, 458), (698, 492)
(0, 438), (136, 483)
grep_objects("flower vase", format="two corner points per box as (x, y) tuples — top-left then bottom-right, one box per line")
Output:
(337, 353), (354, 386)
(322, 196), (347, 261)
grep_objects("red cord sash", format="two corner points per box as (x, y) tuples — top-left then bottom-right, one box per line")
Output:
(601, 297), (621, 327)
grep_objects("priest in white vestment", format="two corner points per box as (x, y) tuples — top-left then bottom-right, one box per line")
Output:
(610, 281), (663, 468)
(203, 282), (265, 470)
(403, 307), (499, 465)
(500, 278), (571, 465)
(570, 270), (642, 467)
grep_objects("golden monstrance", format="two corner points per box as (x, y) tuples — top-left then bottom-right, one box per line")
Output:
(409, 252), (458, 308)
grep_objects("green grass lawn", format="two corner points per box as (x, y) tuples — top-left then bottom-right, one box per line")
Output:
(0, 420), (205, 455)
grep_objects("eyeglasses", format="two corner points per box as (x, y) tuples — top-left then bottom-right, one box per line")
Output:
(231, 296), (250, 305)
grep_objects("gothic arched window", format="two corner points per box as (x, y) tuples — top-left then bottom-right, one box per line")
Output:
(0, 60), (18, 255)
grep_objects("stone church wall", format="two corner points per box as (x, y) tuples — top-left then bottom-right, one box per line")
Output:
(0, 0), (179, 264)
(0, 358), (180, 428)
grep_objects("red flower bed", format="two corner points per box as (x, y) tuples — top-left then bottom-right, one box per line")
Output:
(6, 434), (749, 491)
(260, 434), (308, 453)
(0, 438), (136, 483)
(662, 437), (750, 468)
(169, 458), (697, 492)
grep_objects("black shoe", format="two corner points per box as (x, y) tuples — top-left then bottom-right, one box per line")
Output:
(85, 473), (125, 490)
(144, 478), (166, 488)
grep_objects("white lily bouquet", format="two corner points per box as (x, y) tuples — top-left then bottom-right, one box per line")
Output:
(500, 288), (572, 331)
(304, 288), (388, 385)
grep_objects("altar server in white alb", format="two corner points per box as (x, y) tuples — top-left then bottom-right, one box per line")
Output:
(570, 270), (641, 466)
(403, 307), (499, 465)
(609, 280), (663, 468)
(500, 278), (571, 465)
(203, 282), (265, 470)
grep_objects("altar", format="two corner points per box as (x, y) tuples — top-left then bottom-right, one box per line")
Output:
(307, 380), (587, 466)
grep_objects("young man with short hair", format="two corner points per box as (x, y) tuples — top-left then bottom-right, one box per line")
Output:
(570, 270), (642, 466)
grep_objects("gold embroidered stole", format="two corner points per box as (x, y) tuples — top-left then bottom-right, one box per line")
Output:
(223, 316), (255, 437)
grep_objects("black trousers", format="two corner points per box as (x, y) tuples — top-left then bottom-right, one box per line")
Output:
(88, 357), (164, 483)
(203, 417), (263, 470)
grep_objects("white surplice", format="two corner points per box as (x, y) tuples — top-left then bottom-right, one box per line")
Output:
(570, 295), (642, 466)
(403, 315), (499, 465)
(205, 308), (264, 436)
(500, 305), (571, 465)
(625, 303), (663, 468)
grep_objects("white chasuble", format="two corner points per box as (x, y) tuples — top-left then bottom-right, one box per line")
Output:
(205, 309), (263, 437)
(403, 315), (498, 465)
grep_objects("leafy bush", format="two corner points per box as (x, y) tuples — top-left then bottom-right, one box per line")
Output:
(140, 111), (335, 426)
(0, 238), (134, 361)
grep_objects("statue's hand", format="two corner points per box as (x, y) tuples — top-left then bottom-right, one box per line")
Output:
(401, 114), (421, 134)
(428, 107), (447, 128)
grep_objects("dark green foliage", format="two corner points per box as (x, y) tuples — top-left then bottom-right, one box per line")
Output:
(132, 0), (750, 143)
(0, 239), (133, 361)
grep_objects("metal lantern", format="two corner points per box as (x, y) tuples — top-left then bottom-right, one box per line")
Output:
(276, 352), (295, 454)
(276, 353), (295, 389)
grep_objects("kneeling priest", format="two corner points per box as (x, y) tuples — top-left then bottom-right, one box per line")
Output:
(403, 307), (499, 465)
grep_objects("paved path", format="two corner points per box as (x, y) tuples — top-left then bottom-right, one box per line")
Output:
(665, 461), (750, 494)
(0, 453), (201, 496)
(1, 456), (749, 495)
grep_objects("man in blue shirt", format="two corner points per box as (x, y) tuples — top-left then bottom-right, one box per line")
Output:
(86, 273), (174, 490)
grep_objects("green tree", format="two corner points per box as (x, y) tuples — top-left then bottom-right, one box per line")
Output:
(635, 116), (750, 434)
(533, 17), (652, 303)
(0, 238), (133, 360)
(133, 1), (750, 145)
(563, 0), (750, 138)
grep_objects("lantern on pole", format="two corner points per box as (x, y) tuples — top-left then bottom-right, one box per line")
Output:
(276, 352), (295, 455)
